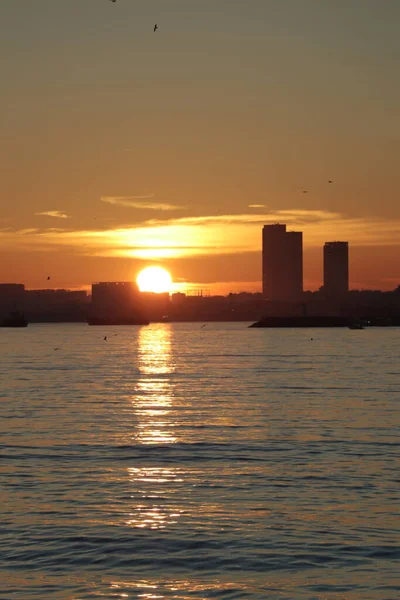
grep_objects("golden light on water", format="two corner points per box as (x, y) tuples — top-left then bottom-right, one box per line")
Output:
(133, 325), (176, 445)
(126, 467), (184, 530)
(136, 266), (172, 293)
(125, 325), (183, 532)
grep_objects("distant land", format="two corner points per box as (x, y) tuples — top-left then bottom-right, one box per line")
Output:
(1, 283), (400, 326)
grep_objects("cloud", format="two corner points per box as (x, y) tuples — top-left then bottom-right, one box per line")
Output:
(2, 209), (400, 262)
(107, 194), (155, 200)
(15, 228), (40, 234)
(35, 211), (70, 219)
(248, 204), (265, 208)
(101, 196), (186, 211)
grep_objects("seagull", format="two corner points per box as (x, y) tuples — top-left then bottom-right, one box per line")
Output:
(154, 24), (158, 32)
(302, 190), (308, 194)
(328, 180), (333, 183)
(201, 324), (207, 328)
(47, 276), (51, 280)
(54, 347), (60, 351)
(103, 336), (107, 341)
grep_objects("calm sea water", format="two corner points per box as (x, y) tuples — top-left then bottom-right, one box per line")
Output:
(1, 323), (399, 600)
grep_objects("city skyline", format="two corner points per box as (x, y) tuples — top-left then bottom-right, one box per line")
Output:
(2, 227), (398, 296)
(1, 1), (399, 292)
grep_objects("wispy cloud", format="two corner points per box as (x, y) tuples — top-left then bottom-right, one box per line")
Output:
(101, 196), (186, 211)
(248, 204), (265, 208)
(2, 209), (400, 261)
(15, 228), (40, 234)
(107, 194), (155, 200)
(35, 210), (70, 219)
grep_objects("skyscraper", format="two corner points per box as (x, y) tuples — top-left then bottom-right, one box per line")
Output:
(323, 241), (349, 296)
(262, 224), (303, 301)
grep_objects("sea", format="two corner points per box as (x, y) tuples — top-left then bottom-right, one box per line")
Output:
(1, 323), (399, 600)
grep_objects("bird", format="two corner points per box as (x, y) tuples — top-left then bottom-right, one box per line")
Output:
(54, 347), (60, 351)
(47, 276), (51, 280)
(110, 0), (116, 3)
(201, 324), (207, 328)
(154, 24), (158, 32)
(328, 180), (333, 184)
(103, 336), (107, 341)
(302, 190), (308, 194)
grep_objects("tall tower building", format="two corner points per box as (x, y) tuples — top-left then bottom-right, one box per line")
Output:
(323, 241), (349, 296)
(262, 224), (303, 301)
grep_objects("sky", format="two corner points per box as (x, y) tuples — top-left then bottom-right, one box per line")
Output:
(0, 0), (399, 293)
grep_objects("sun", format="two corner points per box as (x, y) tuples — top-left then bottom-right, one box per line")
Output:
(136, 266), (172, 293)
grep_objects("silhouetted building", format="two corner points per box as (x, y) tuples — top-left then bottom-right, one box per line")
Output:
(262, 224), (303, 301)
(24, 289), (88, 322)
(89, 282), (148, 325)
(323, 241), (349, 297)
(2, 280), (400, 323)
(0, 284), (25, 318)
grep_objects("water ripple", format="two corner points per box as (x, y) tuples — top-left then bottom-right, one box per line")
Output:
(1, 323), (399, 599)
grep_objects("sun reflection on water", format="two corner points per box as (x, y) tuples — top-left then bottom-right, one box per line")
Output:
(125, 467), (184, 530)
(109, 579), (249, 599)
(123, 326), (184, 531)
(133, 325), (176, 445)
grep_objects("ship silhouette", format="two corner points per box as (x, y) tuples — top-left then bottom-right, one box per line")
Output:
(0, 310), (28, 327)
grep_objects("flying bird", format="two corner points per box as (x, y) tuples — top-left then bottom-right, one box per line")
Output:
(154, 24), (158, 32)
(328, 180), (333, 183)
(47, 276), (51, 280)
(104, 336), (107, 341)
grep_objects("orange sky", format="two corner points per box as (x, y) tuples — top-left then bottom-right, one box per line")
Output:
(0, 1), (399, 293)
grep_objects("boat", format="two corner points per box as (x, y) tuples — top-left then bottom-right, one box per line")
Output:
(348, 323), (365, 330)
(0, 310), (28, 327)
(249, 316), (350, 328)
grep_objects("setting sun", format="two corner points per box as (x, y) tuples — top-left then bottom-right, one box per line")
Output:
(136, 266), (172, 293)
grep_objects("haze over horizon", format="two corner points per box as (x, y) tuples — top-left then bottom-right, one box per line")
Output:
(1, 0), (399, 293)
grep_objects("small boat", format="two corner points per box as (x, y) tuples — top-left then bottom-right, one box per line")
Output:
(348, 323), (365, 330)
(0, 310), (28, 327)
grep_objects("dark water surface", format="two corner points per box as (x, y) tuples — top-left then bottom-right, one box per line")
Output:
(1, 323), (399, 599)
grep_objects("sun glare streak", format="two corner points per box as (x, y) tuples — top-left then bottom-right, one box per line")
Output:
(128, 248), (181, 259)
